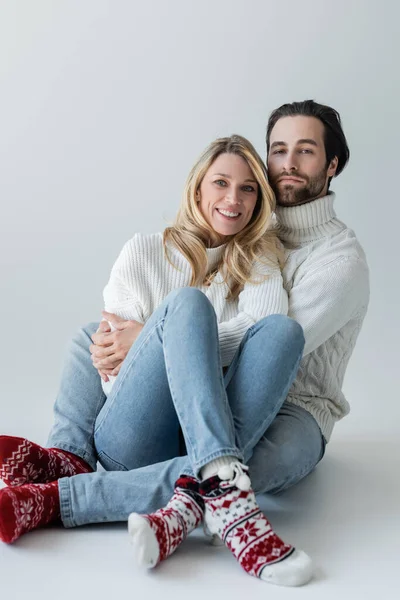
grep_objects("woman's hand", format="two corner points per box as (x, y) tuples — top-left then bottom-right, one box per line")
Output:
(93, 320), (112, 383)
(90, 312), (144, 381)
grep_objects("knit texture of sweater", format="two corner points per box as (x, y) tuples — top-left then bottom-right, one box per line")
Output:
(276, 193), (370, 441)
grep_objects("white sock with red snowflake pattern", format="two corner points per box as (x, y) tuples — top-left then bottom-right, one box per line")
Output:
(200, 462), (313, 587)
(128, 475), (204, 568)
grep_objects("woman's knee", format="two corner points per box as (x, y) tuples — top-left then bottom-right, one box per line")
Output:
(166, 287), (214, 315)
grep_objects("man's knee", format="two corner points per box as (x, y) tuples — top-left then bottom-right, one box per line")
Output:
(69, 322), (100, 352)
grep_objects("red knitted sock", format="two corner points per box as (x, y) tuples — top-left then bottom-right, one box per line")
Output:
(0, 481), (60, 544)
(0, 435), (92, 486)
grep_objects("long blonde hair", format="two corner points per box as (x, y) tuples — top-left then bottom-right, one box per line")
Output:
(163, 134), (281, 301)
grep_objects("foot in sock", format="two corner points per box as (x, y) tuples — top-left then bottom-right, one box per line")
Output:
(0, 481), (60, 544)
(0, 435), (92, 486)
(128, 475), (204, 568)
(199, 462), (313, 587)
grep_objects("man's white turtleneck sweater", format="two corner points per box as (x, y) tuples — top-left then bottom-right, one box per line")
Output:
(275, 193), (369, 441)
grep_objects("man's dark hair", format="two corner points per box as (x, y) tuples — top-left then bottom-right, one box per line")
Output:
(266, 100), (350, 185)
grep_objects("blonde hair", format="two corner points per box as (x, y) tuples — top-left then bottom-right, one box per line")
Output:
(163, 134), (281, 301)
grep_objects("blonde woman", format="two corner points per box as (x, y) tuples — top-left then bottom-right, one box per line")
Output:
(0, 135), (312, 586)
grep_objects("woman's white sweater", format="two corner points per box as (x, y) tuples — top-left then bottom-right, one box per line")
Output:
(102, 233), (287, 393)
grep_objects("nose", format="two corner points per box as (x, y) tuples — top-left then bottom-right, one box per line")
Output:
(282, 151), (298, 172)
(225, 186), (241, 205)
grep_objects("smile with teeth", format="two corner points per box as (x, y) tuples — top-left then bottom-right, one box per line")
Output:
(217, 208), (241, 218)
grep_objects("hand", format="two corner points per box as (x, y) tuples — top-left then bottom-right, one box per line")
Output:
(94, 320), (112, 383)
(90, 311), (144, 380)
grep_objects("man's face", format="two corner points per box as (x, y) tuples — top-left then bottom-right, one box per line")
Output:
(267, 116), (338, 207)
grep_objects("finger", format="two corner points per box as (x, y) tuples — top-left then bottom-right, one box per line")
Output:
(111, 364), (122, 376)
(102, 311), (125, 323)
(102, 311), (132, 331)
(97, 321), (111, 334)
(91, 345), (116, 359)
(99, 367), (115, 375)
(91, 332), (114, 346)
(93, 356), (122, 369)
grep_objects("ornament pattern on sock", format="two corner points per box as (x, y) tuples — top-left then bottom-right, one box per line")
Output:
(128, 475), (204, 568)
(200, 471), (313, 587)
(0, 481), (60, 544)
(0, 436), (92, 486)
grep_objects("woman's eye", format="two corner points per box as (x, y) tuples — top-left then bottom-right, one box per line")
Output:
(215, 180), (227, 186)
(243, 186), (255, 192)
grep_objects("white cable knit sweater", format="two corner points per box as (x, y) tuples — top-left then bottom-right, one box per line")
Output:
(102, 233), (288, 393)
(275, 193), (370, 441)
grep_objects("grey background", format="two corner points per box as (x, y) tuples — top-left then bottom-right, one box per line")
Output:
(0, 0), (398, 441)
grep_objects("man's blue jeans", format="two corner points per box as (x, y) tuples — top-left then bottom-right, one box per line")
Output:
(47, 288), (325, 528)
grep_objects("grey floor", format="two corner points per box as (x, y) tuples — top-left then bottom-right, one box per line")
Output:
(1, 429), (399, 600)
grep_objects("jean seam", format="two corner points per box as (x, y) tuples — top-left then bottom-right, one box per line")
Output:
(82, 386), (107, 460)
(97, 450), (129, 471)
(58, 478), (75, 528)
(192, 448), (243, 474)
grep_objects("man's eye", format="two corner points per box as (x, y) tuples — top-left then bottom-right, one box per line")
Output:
(300, 149), (313, 154)
(272, 150), (285, 155)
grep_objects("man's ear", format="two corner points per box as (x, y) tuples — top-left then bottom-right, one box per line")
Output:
(328, 156), (339, 177)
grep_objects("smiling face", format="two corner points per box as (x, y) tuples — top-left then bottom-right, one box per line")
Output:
(267, 116), (338, 207)
(197, 153), (259, 246)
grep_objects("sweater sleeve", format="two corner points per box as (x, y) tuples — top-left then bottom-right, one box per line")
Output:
(287, 256), (370, 356)
(218, 263), (288, 366)
(103, 238), (145, 323)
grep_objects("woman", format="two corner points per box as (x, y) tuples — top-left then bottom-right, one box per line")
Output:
(0, 135), (312, 586)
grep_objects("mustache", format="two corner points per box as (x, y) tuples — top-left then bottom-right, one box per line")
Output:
(277, 172), (308, 182)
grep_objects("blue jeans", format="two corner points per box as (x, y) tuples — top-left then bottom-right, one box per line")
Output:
(48, 288), (325, 528)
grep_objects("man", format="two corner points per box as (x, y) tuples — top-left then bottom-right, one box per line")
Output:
(266, 100), (369, 445)
(0, 101), (369, 559)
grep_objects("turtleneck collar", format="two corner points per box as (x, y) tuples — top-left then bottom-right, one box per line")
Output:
(275, 193), (344, 244)
(164, 234), (226, 271)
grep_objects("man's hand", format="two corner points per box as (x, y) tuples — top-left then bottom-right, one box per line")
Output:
(90, 312), (144, 382)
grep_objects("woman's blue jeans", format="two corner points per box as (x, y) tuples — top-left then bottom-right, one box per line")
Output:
(47, 288), (325, 528)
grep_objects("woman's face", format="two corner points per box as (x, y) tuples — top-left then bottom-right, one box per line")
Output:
(197, 153), (259, 246)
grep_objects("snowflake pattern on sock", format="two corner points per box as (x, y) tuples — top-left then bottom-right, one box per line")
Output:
(0, 481), (60, 544)
(0, 436), (92, 486)
(129, 475), (204, 567)
(200, 475), (295, 579)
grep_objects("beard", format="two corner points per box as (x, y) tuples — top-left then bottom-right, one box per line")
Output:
(271, 166), (328, 207)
